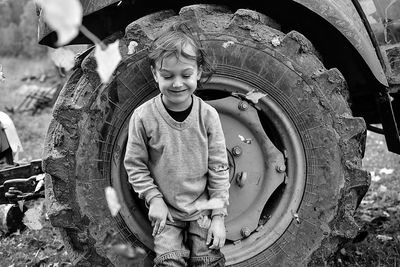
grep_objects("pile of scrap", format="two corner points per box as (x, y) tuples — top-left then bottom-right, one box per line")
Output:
(6, 84), (61, 115)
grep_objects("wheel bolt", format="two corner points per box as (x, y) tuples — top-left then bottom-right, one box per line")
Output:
(238, 101), (249, 111)
(241, 227), (251, 238)
(276, 165), (286, 173)
(276, 165), (286, 172)
(232, 146), (242, 157)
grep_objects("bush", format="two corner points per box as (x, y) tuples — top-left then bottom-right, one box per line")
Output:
(0, 23), (23, 57)
(19, 1), (47, 58)
(0, 0), (47, 58)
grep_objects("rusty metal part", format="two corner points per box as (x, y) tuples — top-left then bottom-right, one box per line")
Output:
(0, 159), (44, 204)
(0, 174), (45, 204)
(3, 177), (37, 193)
(0, 159), (43, 185)
(381, 45), (400, 85)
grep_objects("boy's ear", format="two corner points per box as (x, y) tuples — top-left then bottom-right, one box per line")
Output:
(197, 65), (203, 80)
(151, 66), (158, 82)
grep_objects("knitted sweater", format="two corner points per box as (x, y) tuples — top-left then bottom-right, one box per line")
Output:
(124, 94), (230, 221)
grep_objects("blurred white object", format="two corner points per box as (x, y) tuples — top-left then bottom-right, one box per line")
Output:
(50, 47), (76, 71)
(105, 186), (121, 216)
(0, 111), (23, 161)
(379, 168), (394, 175)
(37, 0), (83, 46)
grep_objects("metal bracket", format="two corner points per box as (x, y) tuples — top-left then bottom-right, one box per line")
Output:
(0, 174), (45, 204)
(0, 159), (43, 185)
(376, 90), (400, 154)
(0, 159), (44, 204)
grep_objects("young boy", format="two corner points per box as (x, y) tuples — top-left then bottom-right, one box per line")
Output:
(124, 24), (230, 266)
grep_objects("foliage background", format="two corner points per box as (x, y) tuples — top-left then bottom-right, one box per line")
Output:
(0, 0), (48, 58)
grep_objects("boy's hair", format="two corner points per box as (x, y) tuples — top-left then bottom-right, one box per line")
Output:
(148, 22), (214, 87)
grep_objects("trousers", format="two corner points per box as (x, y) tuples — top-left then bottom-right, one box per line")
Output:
(153, 218), (225, 267)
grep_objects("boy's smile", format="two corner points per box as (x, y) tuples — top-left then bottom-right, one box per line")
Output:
(151, 44), (202, 111)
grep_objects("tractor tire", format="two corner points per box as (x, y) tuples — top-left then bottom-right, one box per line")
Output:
(43, 5), (370, 266)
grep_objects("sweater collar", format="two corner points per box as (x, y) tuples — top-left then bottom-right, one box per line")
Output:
(155, 94), (199, 130)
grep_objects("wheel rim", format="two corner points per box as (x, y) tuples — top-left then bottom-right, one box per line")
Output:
(110, 72), (306, 263)
(204, 76), (306, 264)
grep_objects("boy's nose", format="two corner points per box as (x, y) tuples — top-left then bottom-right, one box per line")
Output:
(172, 78), (183, 88)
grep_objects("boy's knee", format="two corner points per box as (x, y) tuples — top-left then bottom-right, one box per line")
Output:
(154, 250), (190, 267)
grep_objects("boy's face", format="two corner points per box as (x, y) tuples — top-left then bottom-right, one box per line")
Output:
(151, 44), (202, 111)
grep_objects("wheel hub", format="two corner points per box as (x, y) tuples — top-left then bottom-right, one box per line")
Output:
(206, 96), (286, 241)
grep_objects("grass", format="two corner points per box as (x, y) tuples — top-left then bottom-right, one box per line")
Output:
(0, 206), (70, 267)
(331, 131), (400, 266)
(0, 56), (71, 267)
(0, 56), (55, 161)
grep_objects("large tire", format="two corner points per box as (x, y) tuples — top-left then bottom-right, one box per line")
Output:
(43, 5), (370, 266)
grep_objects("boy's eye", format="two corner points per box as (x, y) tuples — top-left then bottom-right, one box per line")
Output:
(183, 72), (194, 78)
(161, 74), (191, 79)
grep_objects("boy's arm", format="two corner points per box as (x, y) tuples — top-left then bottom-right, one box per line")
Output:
(124, 111), (162, 206)
(207, 108), (230, 218)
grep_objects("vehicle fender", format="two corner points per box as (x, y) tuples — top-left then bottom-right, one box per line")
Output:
(36, 0), (120, 47)
(37, 0), (388, 86)
(0, 112), (23, 161)
(294, 0), (388, 86)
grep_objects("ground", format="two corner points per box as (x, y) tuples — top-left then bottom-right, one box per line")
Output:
(0, 57), (399, 266)
(0, 57), (70, 266)
(331, 131), (400, 266)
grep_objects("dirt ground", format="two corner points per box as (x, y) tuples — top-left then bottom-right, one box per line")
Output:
(1, 57), (400, 266)
(330, 130), (400, 266)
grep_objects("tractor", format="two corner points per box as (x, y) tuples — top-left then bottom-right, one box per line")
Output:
(2, 0), (400, 266)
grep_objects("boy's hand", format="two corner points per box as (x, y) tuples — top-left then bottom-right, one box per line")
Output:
(206, 215), (226, 249)
(148, 197), (174, 236)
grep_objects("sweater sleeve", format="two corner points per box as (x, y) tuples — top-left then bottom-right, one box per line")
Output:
(124, 109), (162, 206)
(206, 108), (230, 217)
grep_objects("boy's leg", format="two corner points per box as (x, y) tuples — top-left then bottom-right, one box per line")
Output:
(187, 218), (225, 267)
(153, 220), (189, 267)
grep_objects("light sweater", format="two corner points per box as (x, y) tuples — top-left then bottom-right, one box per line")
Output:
(124, 94), (230, 221)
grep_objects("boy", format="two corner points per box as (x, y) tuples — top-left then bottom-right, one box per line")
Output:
(124, 24), (230, 266)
